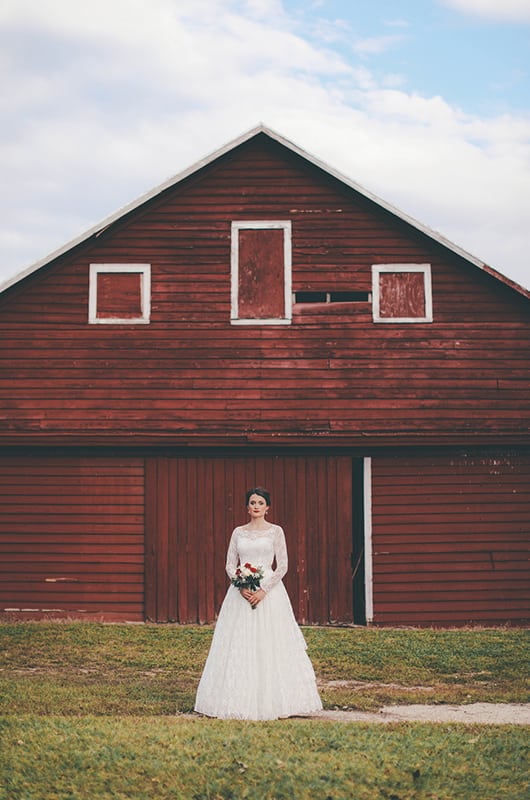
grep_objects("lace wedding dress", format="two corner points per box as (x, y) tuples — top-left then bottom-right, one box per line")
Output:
(194, 524), (322, 720)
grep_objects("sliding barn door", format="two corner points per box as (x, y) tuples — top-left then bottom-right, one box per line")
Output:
(146, 454), (354, 624)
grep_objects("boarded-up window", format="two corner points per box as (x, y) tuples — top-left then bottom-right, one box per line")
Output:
(231, 221), (292, 324)
(372, 264), (432, 323)
(89, 264), (151, 324)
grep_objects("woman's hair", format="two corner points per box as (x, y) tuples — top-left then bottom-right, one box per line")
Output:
(245, 486), (271, 506)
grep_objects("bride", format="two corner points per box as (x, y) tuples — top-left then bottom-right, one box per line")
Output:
(194, 487), (322, 720)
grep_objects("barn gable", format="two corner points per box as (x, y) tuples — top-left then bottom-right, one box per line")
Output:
(0, 127), (529, 448)
(0, 126), (528, 626)
(2, 124), (528, 299)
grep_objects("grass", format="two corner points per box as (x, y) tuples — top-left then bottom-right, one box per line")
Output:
(1, 717), (529, 800)
(310, 626), (530, 711)
(0, 623), (528, 714)
(0, 623), (529, 799)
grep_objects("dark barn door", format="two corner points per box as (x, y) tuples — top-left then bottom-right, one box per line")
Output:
(146, 454), (356, 624)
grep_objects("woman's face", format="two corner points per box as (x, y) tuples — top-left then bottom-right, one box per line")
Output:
(247, 493), (270, 520)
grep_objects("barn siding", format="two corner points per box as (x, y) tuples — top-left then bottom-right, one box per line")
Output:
(0, 137), (528, 447)
(0, 131), (529, 627)
(371, 450), (530, 625)
(0, 455), (145, 621)
(145, 453), (354, 625)
(1, 448), (527, 626)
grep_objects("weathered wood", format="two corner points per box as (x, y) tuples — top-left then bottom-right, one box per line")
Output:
(0, 456), (145, 621)
(371, 451), (530, 626)
(143, 454), (353, 624)
(238, 228), (286, 319)
(0, 131), (528, 626)
(0, 137), (529, 447)
(95, 271), (143, 319)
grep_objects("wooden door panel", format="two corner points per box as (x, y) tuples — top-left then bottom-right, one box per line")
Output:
(147, 454), (354, 624)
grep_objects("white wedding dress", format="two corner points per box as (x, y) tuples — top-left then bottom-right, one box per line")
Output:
(194, 524), (322, 720)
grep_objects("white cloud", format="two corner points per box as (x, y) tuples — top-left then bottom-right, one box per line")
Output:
(352, 34), (405, 57)
(310, 16), (351, 44)
(0, 0), (529, 292)
(440, 0), (530, 22)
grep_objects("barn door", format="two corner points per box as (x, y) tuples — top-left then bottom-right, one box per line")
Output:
(145, 454), (356, 624)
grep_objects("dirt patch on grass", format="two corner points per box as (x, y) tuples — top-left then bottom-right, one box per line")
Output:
(319, 679), (435, 693)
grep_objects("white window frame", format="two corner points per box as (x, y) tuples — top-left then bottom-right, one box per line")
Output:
(231, 221), (292, 325)
(372, 263), (433, 323)
(89, 264), (151, 324)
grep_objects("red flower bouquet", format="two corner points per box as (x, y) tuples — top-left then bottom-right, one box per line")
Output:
(231, 562), (264, 607)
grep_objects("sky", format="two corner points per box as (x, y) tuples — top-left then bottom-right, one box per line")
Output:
(1, 0), (529, 290)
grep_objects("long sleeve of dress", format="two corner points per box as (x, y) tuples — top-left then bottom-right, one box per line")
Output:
(261, 525), (288, 593)
(225, 528), (239, 580)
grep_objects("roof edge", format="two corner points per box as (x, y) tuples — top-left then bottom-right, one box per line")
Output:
(1, 123), (529, 301)
(0, 124), (268, 294)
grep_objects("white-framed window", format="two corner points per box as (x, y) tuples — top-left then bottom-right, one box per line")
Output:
(372, 264), (433, 323)
(88, 264), (151, 324)
(231, 221), (292, 325)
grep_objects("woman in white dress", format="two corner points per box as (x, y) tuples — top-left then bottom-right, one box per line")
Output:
(194, 487), (322, 720)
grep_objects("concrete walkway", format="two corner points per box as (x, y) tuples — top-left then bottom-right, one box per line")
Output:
(310, 703), (530, 725)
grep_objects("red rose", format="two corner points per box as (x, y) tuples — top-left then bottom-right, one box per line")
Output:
(250, 567), (257, 573)
(244, 563), (251, 568)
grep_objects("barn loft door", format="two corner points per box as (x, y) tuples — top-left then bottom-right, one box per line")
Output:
(146, 454), (357, 625)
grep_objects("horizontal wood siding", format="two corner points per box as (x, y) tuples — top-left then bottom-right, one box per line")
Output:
(146, 454), (353, 625)
(0, 456), (145, 620)
(0, 132), (528, 628)
(371, 451), (530, 625)
(0, 136), (528, 447)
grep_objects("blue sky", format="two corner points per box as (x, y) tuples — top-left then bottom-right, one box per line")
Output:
(284, 0), (530, 115)
(1, 0), (529, 289)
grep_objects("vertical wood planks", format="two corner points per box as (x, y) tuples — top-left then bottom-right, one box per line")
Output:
(146, 452), (355, 624)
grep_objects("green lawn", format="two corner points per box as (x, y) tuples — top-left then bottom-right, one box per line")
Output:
(2, 716), (528, 800)
(0, 623), (528, 799)
(1, 623), (528, 714)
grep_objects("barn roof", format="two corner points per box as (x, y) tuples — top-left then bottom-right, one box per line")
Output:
(1, 123), (528, 299)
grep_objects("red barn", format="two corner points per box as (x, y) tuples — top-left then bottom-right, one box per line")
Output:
(0, 125), (529, 626)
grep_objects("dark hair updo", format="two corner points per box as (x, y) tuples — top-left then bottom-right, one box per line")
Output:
(245, 486), (271, 506)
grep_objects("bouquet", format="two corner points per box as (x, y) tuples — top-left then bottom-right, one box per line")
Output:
(231, 562), (264, 608)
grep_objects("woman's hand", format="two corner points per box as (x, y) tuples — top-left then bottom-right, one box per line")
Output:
(240, 588), (266, 607)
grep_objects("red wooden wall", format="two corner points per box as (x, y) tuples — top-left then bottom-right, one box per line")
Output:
(0, 455), (145, 621)
(0, 451), (355, 625)
(0, 448), (527, 625)
(0, 135), (528, 449)
(0, 132), (528, 627)
(371, 451), (530, 625)
(145, 453), (354, 625)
